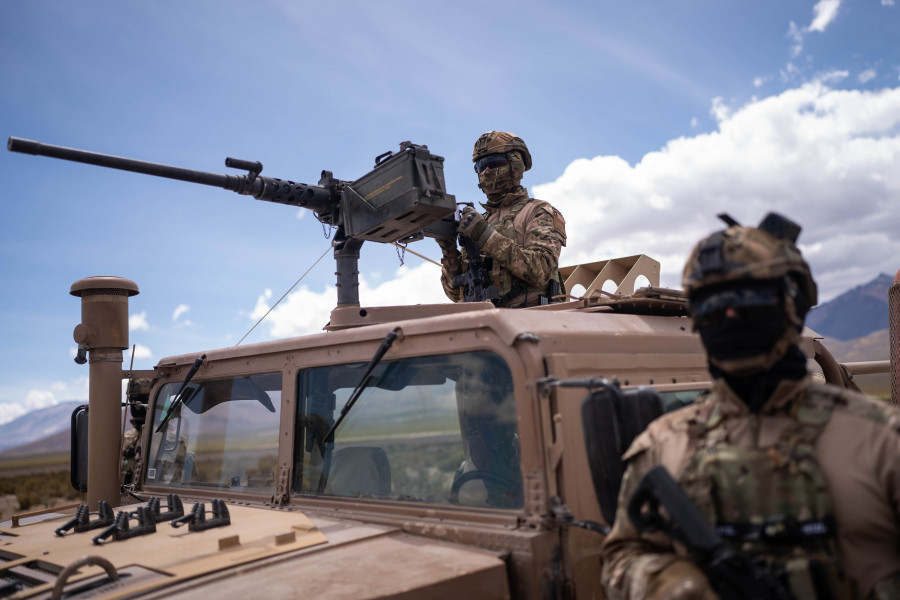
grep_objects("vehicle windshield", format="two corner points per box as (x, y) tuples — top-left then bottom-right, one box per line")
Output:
(146, 372), (282, 495)
(293, 351), (522, 509)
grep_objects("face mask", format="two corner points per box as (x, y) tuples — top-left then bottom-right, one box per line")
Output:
(692, 285), (789, 373)
(697, 307), (786, 362)
(476, 152), (524, 197)
(478, 162), (516, 194)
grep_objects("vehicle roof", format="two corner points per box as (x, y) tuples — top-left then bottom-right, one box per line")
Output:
(153, 301), (706, 369)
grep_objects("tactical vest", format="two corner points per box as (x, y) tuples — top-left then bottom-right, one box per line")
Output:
(678, 388), (856, 599)
(485, 197), (564, 306)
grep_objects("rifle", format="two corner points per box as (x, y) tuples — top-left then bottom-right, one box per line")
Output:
(8, 137), (458, 307)
(450, 202), (500, 304)
(627, 465), (793, 600)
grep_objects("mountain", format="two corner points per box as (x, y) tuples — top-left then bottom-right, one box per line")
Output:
(0, 401), (83, 453)
(806, 274), (893, 341)
(0, 428), (70, 458)
(821, 329), (890, 362)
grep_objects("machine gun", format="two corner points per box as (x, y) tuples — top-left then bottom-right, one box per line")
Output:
(7, 137), (462, 307)
(627, 466), (793, 600)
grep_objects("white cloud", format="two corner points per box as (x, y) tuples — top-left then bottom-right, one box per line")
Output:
(24, 389), (57, 411)
(859, 69), (878, 84)
(0, 403), (26, 425)
(818, 70), (849, 84)
(882, 0), (895, 6)
(533, 82), (900, 303)
(0, 376), (90, 425)
(710, 96), (731, 122)
(781, 61), (802, 83)
(129, 311), (150, 331)
(786, 1), (843, 61)
(172, 304), (190, 322)
(786, 21), (804, 58)
(808, 0), (842, 33)
(132, 344), (153, 360)
(247, 262), (448, 339)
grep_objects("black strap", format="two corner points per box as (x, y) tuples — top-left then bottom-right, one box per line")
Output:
(717, 515), (836, 545)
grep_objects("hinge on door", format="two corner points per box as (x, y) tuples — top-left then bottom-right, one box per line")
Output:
(536, 377), (565, 475)
(273, 463), (291, 506)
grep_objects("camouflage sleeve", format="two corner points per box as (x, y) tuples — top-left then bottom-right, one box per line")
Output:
(440, 248), (463, 302)
(601, 438), (683, 600)
(481, 204), (566, 287)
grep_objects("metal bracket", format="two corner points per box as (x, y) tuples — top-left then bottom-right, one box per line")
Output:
(55, 501), (114, 536)
(171, 500), (231, 532)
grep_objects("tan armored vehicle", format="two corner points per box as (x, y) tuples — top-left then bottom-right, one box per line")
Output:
(3, 138), (894, 600)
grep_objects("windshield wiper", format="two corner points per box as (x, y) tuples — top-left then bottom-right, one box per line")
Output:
(321, 329), (401, 445)
(156, 354), (207, 433)
(315, 329), (400, 494)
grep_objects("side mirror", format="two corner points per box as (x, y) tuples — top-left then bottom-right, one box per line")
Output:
(581, 383), (664, 524)
(70, 404), (89, 492)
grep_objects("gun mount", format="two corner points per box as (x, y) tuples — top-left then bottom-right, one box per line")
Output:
(7, 137), (457, 307)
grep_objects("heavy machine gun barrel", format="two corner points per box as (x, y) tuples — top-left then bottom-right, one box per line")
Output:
(8, 137), (334, 214)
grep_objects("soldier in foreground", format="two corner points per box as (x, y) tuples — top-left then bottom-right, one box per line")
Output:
(601, 213), (900, 600)
(439, 131), (567, 307)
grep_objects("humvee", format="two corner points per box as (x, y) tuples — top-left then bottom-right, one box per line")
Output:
(3, 138), (893, 600)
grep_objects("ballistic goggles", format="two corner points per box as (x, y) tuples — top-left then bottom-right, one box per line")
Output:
(691, 285), (782, 327)
(474, 154), (509, 173)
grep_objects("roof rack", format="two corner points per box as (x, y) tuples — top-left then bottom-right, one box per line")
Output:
(560, 254), (660, 298)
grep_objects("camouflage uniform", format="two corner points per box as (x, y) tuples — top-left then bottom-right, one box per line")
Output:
(120, 427), (142, 486)
(120, 381), (149, 487)
(600, 214), (900, 600)
(602, 377), (900, 600)
(440, 131), (567, 308)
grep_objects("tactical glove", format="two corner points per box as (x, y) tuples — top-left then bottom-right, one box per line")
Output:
(458, 206), (495, 247)
(647, 559), (718, 600)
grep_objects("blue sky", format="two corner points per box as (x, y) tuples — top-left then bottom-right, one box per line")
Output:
(1, 1), (898, 423)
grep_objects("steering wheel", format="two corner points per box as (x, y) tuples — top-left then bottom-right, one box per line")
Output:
(449, 469), (520, 505)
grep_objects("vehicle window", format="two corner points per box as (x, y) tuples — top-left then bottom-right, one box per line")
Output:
(293, 351), (522, 509)
(146, 373), (282, 495)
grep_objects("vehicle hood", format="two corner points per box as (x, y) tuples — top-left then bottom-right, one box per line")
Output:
(1, 501), (509, 600)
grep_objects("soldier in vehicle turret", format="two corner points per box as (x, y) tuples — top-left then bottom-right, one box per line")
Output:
(601, 214), (900, 600)
(439, 131), (567, 307)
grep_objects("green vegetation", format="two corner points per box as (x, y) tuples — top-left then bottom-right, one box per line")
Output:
(0, 452), (69, 472)
(0, 470), (84, 518)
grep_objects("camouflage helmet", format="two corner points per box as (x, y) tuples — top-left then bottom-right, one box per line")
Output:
(472, 131), (532, 171)
(682, 213), (817, 310)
